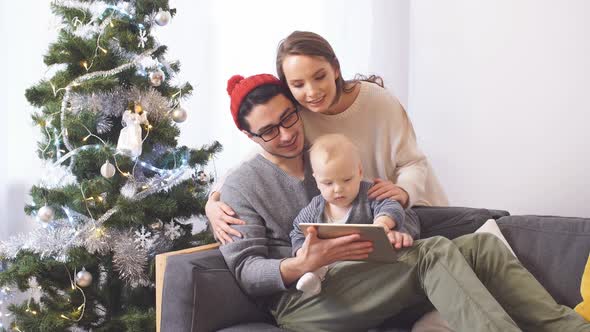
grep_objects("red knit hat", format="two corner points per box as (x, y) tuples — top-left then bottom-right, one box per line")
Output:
(227, 74), (283, 129)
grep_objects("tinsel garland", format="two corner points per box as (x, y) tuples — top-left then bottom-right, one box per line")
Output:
(69, 87), (174, 133)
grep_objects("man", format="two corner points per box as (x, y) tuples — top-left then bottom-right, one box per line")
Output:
(218, 73), (589, 331)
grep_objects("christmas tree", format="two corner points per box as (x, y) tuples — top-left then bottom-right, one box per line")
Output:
(0, 1), (220, 331)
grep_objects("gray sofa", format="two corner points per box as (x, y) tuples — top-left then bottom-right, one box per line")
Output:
(158, 207), (590, 332)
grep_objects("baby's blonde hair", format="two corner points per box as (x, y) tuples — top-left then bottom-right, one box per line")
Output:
(309, 134), (360, 171)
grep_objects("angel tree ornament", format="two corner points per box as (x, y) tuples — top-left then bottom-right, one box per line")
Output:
(116, 107), (149, 158)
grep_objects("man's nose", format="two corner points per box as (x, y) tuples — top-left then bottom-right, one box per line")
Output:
(278, 125), (294, 142)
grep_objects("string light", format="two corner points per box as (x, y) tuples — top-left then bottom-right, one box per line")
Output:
(94, 227), (106, 237)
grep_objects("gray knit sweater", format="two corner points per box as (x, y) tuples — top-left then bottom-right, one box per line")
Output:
(219, 154), (319, 297)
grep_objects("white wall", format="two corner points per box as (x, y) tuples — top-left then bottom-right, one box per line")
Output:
(0, 1), (54, 239)
(1, 0), (589, 242)
(409, 0), (590, 216)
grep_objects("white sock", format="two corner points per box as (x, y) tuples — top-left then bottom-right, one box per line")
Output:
(296, 266), (329, 299)
(296, 272), (322, 299)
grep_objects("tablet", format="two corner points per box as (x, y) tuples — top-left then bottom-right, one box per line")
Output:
(299, 223), (398, 262)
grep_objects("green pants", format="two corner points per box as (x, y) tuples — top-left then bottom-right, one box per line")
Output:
(270, 233), (590, 332)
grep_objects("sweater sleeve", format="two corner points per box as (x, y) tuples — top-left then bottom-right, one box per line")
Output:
(290, 198), (320, 256)
(371, 197), (405, 230)
(391, 102), (428, 208)
(219, 184), (287, 297)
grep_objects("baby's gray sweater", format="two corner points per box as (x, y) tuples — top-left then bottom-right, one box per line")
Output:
(289, 181), (412, 255)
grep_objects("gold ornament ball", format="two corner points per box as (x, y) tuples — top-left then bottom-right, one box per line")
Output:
(75, 268), (93, 288)
(100, 161), (116, 178)
(172, 107), (188, 123)
(155, 9), (171, 26)
(37, 205), (54, 223)
(149, 69), (165, 87)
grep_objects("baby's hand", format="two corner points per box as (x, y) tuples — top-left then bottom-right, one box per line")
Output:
(373, 215), (396, 232)
(386, 230), (414, 249)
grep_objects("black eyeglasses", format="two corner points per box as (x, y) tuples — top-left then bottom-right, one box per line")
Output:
(248, 109), (300, 142)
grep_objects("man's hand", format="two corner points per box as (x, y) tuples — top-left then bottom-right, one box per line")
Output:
(205, 191), (246, 244)
(386, 230), (413, 249)
(367, 178), (409, 208)
(281, 227), (373, 286)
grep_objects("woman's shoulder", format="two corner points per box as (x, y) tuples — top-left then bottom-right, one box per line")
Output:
(356, 81), (405, 117)
(359, 81), (401, 105)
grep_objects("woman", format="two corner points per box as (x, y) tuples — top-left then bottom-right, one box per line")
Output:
(207, 31), (448, 243)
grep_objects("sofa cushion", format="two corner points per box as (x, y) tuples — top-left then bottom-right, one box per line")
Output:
(161, 249), (273, 332)
(497, 215), (590, 308)
(192, 261), (274, 331)
(415, 206), (509, 240)
(575, 253), (590, 321)
(475, 219), (517, 257)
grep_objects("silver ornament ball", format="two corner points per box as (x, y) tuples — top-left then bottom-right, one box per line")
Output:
(100, 161), (116, 178)
(171, 107), (187, 123)
(149, 69), (166, 87)
(76, 268), (93, 287)
(155, 9), (171, 26)
(37, 205), (55, 223)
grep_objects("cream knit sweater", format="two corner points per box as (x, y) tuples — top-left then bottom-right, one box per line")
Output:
(301, 81), (448, 207)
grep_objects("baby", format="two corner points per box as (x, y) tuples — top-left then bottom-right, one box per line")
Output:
(289, 133), (417, 298)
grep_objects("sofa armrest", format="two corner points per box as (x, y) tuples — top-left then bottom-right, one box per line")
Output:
(156, 243), (220, 332)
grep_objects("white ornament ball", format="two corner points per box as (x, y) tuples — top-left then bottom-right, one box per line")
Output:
(100, 161), (116, 178)
(37, 205), (55, 223)
(149, 68), (166, 87)
(171, 107), (187, 123)
(155, 9), (171, 26)
(75, 268), (93, 287)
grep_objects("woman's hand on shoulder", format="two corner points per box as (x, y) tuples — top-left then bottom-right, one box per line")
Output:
(368, 178), (409, 208)
(205, 191), (245, 244)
